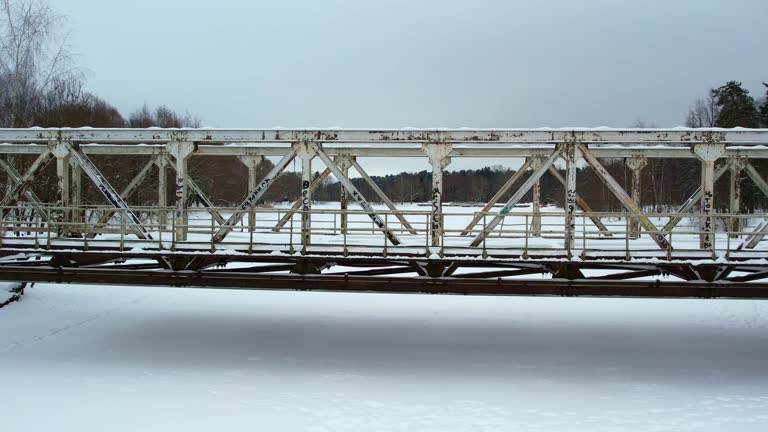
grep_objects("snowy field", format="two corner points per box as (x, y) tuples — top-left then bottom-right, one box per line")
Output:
(2, 283), (768, 431)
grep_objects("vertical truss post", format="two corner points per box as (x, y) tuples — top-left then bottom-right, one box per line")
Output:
(729, 160), (744, 238)
(422, 142), (452, 248)
(295, 142), (317, 251)
(52, 142), (71, 236)
(547, 165), (612, 236)
(161, 155), (224, 227)
(272, 167), (331, 233)
(167, 141), (196, 242)
(529, 157), (543, 237)
(238, 155), (265, 233)
(693, 143), (725, 250)
(625, 157), (647, 239)
(348, 157), (418, 235)
(460, 158), (533, 236)
(65, 144), (172, 272)
(563, 142), (578, 255)
(71, 160), (82, 225)
(334, 156), (353, 236)
(662, 163), (730, 232)
(469, 145), (563, 248)
(157, 156), (167, 227)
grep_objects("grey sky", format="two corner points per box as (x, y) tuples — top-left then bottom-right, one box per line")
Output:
(48, 0), (767, 175)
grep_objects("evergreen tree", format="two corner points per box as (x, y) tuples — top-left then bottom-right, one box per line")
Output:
(712, 81), (760, 127)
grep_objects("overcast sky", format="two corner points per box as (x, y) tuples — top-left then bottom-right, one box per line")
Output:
(51, 0), (767, 129)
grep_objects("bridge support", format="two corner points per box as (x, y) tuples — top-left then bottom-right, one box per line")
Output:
(296, 143), (317, 252)
(729, 160), (744, 238)
(168, 141), (195, 242)
(625, 157), (647, 239)
(273, 167), (331, 233)
(52, 142), (71, 236)
(71, 160), (82, 225)
(693, 143), (725, 250)
(662, 163), (730, 232)
(563, 143), (578, 255)
(422, 143), (452, 249)
(529, 157), (543, 237)
(547, 164), (612, 236)
(334, 156), (352, 235)
(238, 155), (265, 233)
(157, 156), (167, 227)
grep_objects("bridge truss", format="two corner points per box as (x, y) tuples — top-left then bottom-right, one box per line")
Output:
(0, 128), (767, 298)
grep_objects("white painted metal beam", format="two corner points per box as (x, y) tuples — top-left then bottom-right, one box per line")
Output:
(1, 128), (767, 146)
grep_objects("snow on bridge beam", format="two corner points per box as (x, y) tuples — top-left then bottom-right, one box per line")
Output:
(2, 143), (768, 159)
(0, 128), (767, 146)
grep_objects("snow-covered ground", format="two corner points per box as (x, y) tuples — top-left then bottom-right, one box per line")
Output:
(2, 284), (768, 431)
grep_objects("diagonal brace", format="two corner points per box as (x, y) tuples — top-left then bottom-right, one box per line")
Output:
(162, 155), (225, 226)
(66, 144), (155, 241)
(273, 167), (331, 232)
(662, 162), (730, 232)
(737, 162), (768, 250)
(87, 156), (158, 238)
(0, 158), (49, 221)
(578, 144), (670, 250)
(548, 164), (612, 236)
(315, 146), (402, 245)
(210, 147), (298, 244)
(349, 157), (418, 235)
(1, 150), (54, 218)
(461, 158), (534, 236)
(469, 145), (563, 248)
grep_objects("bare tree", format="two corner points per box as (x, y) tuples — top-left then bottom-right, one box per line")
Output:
(685, 93), (719, 128)
(0, 0), (80, 127)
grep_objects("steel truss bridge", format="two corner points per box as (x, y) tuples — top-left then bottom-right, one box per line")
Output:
(0, 128), (767, 299)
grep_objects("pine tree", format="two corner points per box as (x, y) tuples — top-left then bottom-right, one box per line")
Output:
(711, 81), (760, 128)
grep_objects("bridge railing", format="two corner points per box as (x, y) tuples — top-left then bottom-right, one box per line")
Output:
(0, 204), (765, 261)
